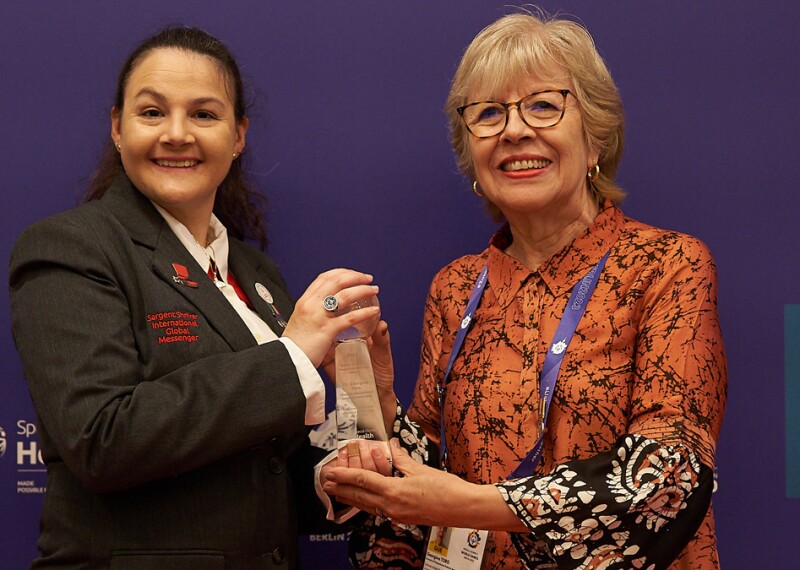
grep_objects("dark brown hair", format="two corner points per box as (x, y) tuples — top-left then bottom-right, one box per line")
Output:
(85, 26), (267, 248)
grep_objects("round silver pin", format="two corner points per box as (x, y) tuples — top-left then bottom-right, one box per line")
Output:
(255, 282), (273, 304)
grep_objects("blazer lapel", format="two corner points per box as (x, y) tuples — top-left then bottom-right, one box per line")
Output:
(151, 243), (257, 351)
(101, 175), (258, 352)
(228, 241), (293, 337)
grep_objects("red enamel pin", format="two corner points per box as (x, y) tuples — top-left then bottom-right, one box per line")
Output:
(172, 263), (199, 288)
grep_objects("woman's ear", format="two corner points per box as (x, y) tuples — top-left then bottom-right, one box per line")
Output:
(235, 116), (249, 154)
(110, 106), (121, 147)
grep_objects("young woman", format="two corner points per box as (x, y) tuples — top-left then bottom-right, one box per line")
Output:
(9, 27), (379, 569)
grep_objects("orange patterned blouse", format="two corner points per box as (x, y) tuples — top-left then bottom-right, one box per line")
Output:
(350, 202), (727, 569)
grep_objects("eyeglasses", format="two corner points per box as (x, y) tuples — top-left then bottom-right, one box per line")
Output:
(457, 89), (572, 138)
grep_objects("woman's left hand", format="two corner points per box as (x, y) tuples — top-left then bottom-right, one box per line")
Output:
(283, 268), (379, 367)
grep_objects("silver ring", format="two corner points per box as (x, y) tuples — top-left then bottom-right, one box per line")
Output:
(322, 295), (339, 313)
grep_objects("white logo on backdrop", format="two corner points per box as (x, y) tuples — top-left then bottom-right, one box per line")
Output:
(0, 426), (7, 457)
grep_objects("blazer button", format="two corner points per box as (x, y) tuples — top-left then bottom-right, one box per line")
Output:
(272, 545), (286, 564)
(268, 456), (284, 474)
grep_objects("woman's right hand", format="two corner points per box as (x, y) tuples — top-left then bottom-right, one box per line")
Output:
(324, 439), (527, 531)
(282, 269), (380, 367)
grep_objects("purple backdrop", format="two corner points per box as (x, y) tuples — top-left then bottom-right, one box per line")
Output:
(1, 1), (797, 568)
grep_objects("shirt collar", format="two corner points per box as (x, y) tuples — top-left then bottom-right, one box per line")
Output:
(151, 204), (230, 282)
(487, 200), (622, 308)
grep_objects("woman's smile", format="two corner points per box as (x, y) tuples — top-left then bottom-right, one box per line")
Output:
(153, 158), (202, 168)
(111, 47), (247, 240)
(498, 155), (552, 175)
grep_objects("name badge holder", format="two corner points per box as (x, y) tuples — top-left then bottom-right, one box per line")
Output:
(422, 251), (609, 570)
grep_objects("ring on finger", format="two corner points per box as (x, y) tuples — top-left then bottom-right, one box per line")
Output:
(323, 295), (339, 313)
(375, 507), (386, 519)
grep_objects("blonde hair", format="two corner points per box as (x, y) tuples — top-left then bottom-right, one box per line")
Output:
(446, 11), (625, 215)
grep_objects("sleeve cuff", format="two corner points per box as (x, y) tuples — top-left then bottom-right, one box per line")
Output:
(278, 337), (326, 425)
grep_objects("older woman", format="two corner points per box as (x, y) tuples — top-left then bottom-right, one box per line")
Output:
(324, 12), (726, 570)
(9, 27), (379, 568)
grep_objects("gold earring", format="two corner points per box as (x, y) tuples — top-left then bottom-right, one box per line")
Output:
(587, 164), (600, 181)
(115, 142), (121, 152)
(232, 152), (238, 159)
(472, 180), (484, 198)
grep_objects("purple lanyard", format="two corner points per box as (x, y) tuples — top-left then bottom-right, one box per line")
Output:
(437, 250), (610, 479)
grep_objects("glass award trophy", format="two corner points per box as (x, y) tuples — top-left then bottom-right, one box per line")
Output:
(334, 297), (389, 447)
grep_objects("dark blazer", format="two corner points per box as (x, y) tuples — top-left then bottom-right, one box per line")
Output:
(9, 175), (332, 569)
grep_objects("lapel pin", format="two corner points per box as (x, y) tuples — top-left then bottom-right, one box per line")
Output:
(172, 263), (199, 288)
(256, 282), (287, 329)
(255, 282), (273, 304)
